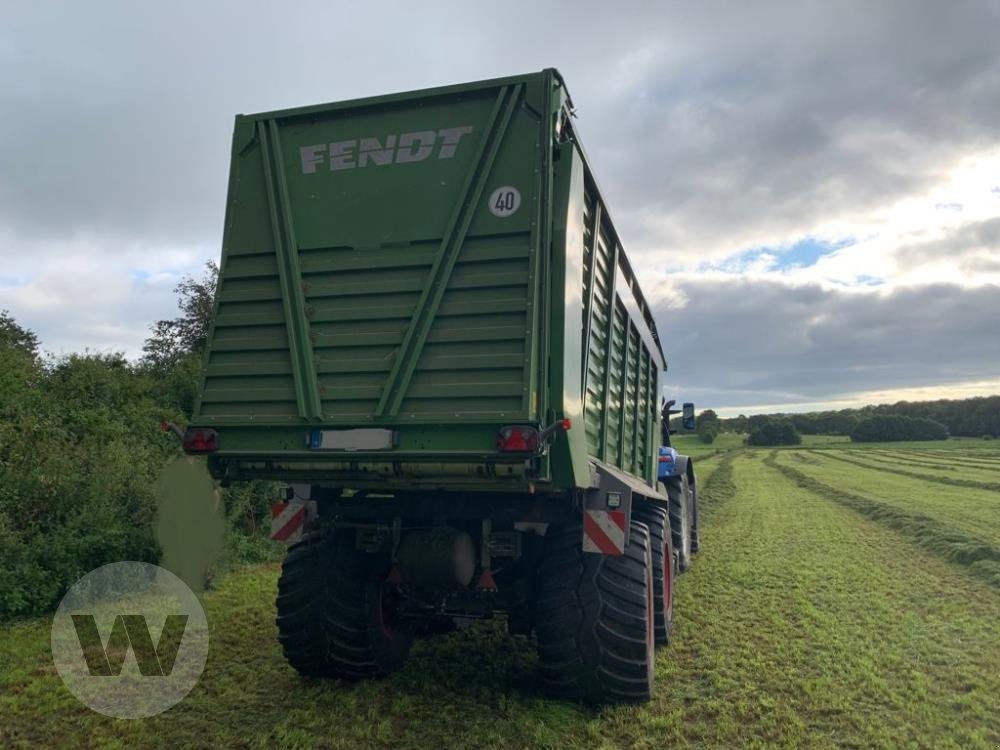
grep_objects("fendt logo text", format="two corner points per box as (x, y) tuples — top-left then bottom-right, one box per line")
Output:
(51, 562), (208, 718)
(299, 125), (474, 174)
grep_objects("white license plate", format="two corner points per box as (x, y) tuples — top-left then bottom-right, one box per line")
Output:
(308, 428), (396, 451)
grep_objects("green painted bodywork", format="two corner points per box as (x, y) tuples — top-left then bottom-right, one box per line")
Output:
(194, 70), (666, 495)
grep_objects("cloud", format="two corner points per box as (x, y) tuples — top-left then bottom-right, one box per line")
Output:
(636, 149), (1000, 294)
(0, 1), (998, 411)
(0, 231), (208, 356)
(654, 279), (1000, 411)
(572, 2), (1000, 265)
(894, 216), (1000, 271)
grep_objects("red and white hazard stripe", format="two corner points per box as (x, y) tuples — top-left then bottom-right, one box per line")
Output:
(270, 502), (306, 543)
(582, 509), (626, 555)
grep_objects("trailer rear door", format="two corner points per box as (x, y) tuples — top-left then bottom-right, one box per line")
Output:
(196, 73), (553, 427)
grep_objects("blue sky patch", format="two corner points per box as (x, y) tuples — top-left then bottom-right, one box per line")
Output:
(772, 236), (856, 269)
(0, 275), (32, 287)
(702, 236), (856, 274)
(854, 274), (885, 286)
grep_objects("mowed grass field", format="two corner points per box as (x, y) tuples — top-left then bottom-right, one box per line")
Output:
(2, 439), (999, 748)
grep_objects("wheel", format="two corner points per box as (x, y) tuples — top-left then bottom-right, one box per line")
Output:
(275, 537), (338, 677)
(534, 520), (655, 702)
(689, 472), (701, 554)
(664, 475), (693, 572)
(275, 532), (413, 679)
(631, 503), (674, 645)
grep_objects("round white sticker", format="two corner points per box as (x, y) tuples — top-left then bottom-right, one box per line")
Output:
(488, 186), (521, 218)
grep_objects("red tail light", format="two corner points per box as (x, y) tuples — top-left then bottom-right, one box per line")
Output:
(183, 427), (218, 454)
(497, 425), (540, 453)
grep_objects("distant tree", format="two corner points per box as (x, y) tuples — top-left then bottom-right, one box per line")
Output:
(850, 414), (949, 443)
(697, 409), (720, 444)
(0, 310), (39, 358)
(747, 418), (802, 446)
(727, 414), (749, 434)
(142, 262), (218, 368)
(0, 312), (43, 418)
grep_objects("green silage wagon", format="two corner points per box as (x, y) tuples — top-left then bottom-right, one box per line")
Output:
(184, 69), (700, 702)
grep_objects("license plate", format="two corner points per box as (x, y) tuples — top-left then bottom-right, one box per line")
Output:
(308, 428), (396, 451)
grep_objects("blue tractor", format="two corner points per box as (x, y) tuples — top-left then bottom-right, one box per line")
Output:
(658, 400), (700, 573)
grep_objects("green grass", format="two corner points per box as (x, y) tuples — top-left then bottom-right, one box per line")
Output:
(772, 451), (1000, 546)
(868, 449), (1000, 473)
(815, 450), (1000, 492)
(769, 453), (1000, 588)
(838, 450), (1000, 485)
(671, 431), (746, 458)
(815, 438), (999, 453)
(799, 434), (851, 446)
(3, 443), (999, 748)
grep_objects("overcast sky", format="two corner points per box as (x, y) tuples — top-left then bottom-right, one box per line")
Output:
(2, 1), (998, 415)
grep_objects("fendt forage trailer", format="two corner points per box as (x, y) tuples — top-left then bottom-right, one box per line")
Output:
(183, 69), (700, 702)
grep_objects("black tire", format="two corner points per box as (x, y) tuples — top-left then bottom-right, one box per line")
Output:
(535, 520), (655, 703)
(275, 533), (413, 680)
(689, 470), (701, 554)
(664, 475), (693, 572)
(631, 503), (674, 645)
(275, 537), (338, 677)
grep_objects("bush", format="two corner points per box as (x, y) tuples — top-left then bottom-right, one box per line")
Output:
(0, 287), (283, 621)
(747, 418), (802, 446)
(0, 353), (175, 619)
(850, 414), (949, 443)
(697, 409), (720, 444)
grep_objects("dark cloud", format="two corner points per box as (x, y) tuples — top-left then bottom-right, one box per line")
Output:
(1, 0), (998, 399)
(895, 217), (1000, 272)
(2, 1), (998, 256)
(590, 1), (1000, 257)
(655, 280), (1000, 409)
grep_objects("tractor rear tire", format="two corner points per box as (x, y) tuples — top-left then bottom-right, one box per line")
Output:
(690, 474), (701, 555)
(664, 475), (693, 572)
(534, 520), (655, 703)
(275, 537), (338, 677)
(631, 503), (674, 645)
(276, 533), (413, 680)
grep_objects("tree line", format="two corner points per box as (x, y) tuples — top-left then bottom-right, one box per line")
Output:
(719, 397), (999, 438)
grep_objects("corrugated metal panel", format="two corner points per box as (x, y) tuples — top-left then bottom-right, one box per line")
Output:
(582, 207), (615, 456)
(197, 75), (547, 426)
(580, 176), (660, 484)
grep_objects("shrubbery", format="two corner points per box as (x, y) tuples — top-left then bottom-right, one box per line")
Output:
(747, 418), (802, 446)
(0, 344), (171, 619)
(850, 414), (949, 443)
(0, 266), (279, 621)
